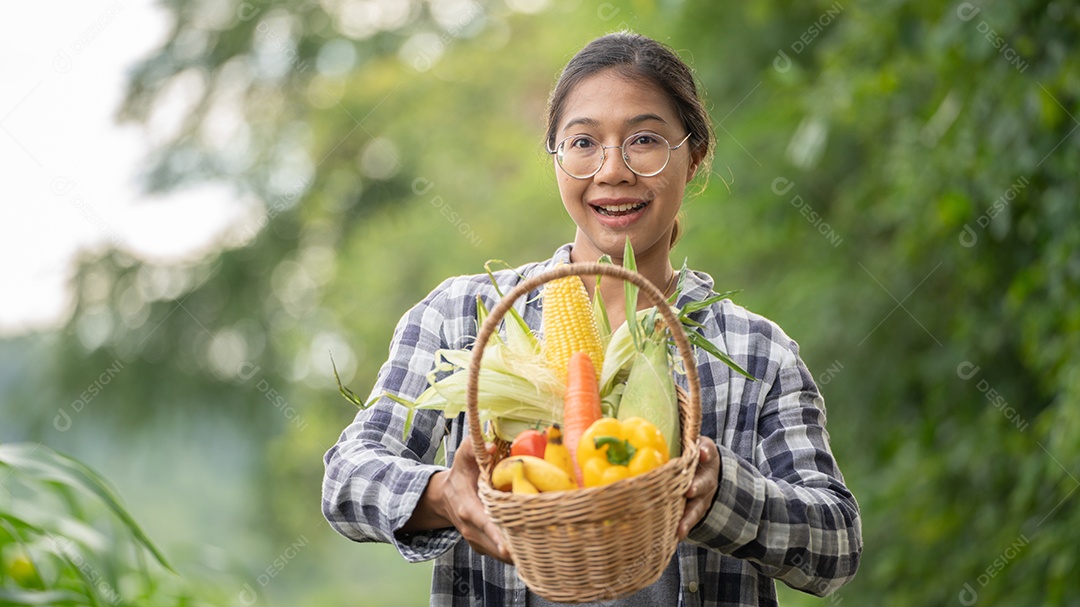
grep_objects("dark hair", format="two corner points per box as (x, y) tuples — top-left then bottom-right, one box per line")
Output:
(545, 32), (714, 245)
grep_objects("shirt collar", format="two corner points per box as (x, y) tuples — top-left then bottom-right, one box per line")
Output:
(550, 243), (573, 266)
(543, 243), (719, 306)
(673, 267), (717, 310)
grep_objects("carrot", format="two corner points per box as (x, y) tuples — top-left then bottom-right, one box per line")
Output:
(562, 351), (603, 487)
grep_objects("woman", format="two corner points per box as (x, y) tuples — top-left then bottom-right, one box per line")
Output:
(323, 32), (862, 606)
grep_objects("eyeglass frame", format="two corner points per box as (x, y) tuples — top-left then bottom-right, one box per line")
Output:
(546, 131), (694, 179)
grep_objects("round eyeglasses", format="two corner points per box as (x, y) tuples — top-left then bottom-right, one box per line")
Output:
(548, 131), (693, 179)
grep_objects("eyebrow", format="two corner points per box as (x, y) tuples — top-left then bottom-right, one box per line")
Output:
(561, 113), (669, 132)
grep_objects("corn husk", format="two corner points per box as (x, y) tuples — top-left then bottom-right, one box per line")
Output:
(616, 337), (680, 458)
(599, 309), (652, 395)
(411, 343), (563, 440)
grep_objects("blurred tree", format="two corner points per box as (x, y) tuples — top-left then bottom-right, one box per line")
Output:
(674, 0), (1080, 604)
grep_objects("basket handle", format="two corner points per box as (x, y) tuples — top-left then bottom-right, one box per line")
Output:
(466, 262), (702, 475)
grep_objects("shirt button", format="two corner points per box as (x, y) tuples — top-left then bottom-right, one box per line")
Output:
(688, 581), (699, 593)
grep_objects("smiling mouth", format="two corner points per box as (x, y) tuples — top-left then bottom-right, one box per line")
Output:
(592, 201), (649, 216)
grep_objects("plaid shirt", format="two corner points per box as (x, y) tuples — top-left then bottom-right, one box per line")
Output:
(323, 244), (862, 606)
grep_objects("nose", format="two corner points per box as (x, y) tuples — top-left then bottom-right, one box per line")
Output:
(593, 144), (636, 185)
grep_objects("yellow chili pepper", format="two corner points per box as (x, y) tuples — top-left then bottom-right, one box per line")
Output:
(576, 416), (670, 487)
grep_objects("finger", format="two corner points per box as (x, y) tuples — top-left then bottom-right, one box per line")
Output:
(699, 436), (718, 462)
(685, 467), (712, 498)
(483, 522), (511, 562)
(687, 439), (720, 495)
(459, 507), (510, 562)
(450, 444), (511, 563)
(463, 530), (503, 561)
(677, 499), (704, 540)
(452, 438), (475, 467)
(680, 439), (720, 538)
(686, 479), (700, 498)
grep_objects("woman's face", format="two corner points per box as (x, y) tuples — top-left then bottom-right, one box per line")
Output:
(553, 69), (700, 263)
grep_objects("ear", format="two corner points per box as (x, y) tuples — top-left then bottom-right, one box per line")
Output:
(686, 146), (705, 182)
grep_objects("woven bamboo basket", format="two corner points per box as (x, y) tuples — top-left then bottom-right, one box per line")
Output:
(466, 262), (702, 603)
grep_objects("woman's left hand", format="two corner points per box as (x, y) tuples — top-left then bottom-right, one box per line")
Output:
(677, 436), (720, 540)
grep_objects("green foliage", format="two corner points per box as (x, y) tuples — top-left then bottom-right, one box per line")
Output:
(1, 0), (1077, 605)
(0, 443), (227, 606)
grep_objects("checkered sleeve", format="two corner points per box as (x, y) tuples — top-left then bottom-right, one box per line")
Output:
(321, 277), (464, 563)
(687, 331), (862, 597)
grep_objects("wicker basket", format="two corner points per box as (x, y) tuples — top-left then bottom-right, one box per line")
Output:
(466, 262), (702, 603)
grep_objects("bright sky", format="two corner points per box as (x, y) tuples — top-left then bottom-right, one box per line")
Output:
(0, 1), (245, 337)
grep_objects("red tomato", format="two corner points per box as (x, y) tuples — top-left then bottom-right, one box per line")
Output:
(510, 429), (547, 458)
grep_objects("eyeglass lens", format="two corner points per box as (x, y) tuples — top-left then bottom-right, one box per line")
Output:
(556, 132), (673, 178)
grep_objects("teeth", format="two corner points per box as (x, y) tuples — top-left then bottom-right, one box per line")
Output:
(596, 201), (647, 216)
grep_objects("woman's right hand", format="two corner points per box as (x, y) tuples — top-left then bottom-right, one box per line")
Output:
(429, 439), (512, 563)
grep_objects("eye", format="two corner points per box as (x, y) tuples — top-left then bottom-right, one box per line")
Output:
(569, 136), (597, 150)
(628, 133), (661, 147)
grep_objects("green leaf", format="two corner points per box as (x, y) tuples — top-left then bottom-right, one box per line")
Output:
(0, 514), (48, 589)
(47, 535), (109, 607)
(592, 254), (614, 347)
(685, 332), (754, 380)
(484, 260), (538, 355)
(0, 444), (174, 573)
(680, 316), (706, 330)
(592, 280), (612, 346)
(668, 257), (689, 304)
(643, 306), (659, 337)
(622, 237), (641, 351)
(679, 290), (741, 316)
(0, 589), (86, 605)
(475, 295), (503, 347)
(381, 391), (420, 441)
(332, 353), (370, 409)
(0, 512), (48, 537)
(482, 259), (519, 299)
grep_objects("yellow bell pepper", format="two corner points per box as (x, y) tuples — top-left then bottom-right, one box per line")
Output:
(576, 417), (670, 487)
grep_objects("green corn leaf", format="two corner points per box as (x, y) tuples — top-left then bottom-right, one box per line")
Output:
(484, 260), (538, 355)
(679, 290), (741, 316)
(592, 254), (614, 347)
(380, 392), (420, 441)
(0, 444), (173, 573)
(685, 332), (754, 380)
(600, 309), (652, 395)
(601, 380), (625, 418)
(0, 512), (47, 537)
(0, 589), (88, 605)
(712, 289), (742, 300)
(668, 257), (689, 304)
(592, 281), (611, 347)
(679, 316), (706, 330)
(622, 237), (641, 351)
(331, 353), (370, 409)
(643, 306), (659, 337)
(47, 536), (108, 607)
(475, 296), (504, 347)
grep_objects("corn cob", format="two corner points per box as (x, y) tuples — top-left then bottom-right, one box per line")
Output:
(542, 274), (605, 382)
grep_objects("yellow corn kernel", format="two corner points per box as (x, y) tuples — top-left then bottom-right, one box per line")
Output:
(542, 274), (605, 381)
